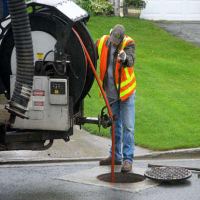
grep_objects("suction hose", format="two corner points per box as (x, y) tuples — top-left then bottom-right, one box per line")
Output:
(72, 28), (115, 183)
(6, 0), (34, 116)
(0, 0), (3, 19)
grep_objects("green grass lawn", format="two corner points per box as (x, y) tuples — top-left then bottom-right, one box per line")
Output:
(83, 16), (200, 151)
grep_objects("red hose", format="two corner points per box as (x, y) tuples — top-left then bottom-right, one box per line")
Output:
(72, 28), (115, 183)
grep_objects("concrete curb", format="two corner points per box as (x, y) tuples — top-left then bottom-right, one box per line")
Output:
(0, 148), (200, 165)
(134, 148), (200, 160)
(0, 157), (104, 165)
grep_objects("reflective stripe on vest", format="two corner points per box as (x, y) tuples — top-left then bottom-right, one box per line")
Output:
(121, 37), (133, 50)
(120, 81), (136, 98)
(116, 69), (135, 89)
(98, 35), (107, 60)
(116, 38), (136, 97)
(124, 66), (130, 79)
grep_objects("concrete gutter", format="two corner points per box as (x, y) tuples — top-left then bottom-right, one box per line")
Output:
(0, 148), (200, 165)
(0, 157), (104, 165)
(134, 148), (200, 160)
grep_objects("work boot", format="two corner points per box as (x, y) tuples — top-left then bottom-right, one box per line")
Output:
(121, 161), (132, 172)
(99, 157), (122, 165)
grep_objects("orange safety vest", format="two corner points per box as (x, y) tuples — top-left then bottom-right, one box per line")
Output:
(97, 35), (136, 101)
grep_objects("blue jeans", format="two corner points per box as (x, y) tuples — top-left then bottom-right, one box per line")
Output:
(108, 92), (135, 163)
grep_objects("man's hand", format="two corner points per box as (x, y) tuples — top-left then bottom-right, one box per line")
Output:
(118, 50), (126, 63)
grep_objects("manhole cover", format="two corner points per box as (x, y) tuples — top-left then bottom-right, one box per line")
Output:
(97, 172), (145, 183)
(144, 167), (192, 182)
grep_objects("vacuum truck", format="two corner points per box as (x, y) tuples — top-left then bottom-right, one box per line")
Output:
(0, 0), (112, 151)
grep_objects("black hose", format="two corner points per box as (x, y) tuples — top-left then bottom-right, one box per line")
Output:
(6, 0), (34, 114)
(0, 0), (3, 19)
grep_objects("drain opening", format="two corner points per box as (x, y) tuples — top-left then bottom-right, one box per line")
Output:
(97, 172), (145, 183)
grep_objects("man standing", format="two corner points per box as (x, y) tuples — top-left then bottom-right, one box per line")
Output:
(96, 24), (136, 172)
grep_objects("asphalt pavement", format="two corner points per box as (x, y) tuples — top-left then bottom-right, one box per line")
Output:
(156, 22), (200, 47)
(0, 159), (200, 200)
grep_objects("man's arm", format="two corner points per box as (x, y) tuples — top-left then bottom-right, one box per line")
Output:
(123, 41), (136, 67)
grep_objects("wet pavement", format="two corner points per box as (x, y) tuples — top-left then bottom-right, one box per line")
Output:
(156, 22), (200, 47)
(0, 159), (200, 200)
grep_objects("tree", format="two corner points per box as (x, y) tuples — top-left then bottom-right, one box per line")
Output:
(109, 0), (128, 17)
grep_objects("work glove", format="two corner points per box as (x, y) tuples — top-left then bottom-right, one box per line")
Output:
(118, 50), (126, 63)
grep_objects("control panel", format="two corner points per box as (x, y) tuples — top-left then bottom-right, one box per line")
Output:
(49, 79), (68, 105)
(10, 76), (70, 131)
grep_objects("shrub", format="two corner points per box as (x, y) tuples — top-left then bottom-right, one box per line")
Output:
(125, 0), (147, 8)
(76, 0), (113, 15)
(76, 0), (94, 14)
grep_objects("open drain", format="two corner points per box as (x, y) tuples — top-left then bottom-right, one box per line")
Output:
(97, 172), (145, 183)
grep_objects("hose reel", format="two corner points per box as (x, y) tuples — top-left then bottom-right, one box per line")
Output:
(0, 0), (97, 150)
(0, 0), (96, 115)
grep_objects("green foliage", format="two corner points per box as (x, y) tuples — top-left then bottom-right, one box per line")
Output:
(76, 0), (113, 15)
(76, 0), (94, 14)
(91, 0), (114, 15)
(84, 16), (200, 151)
(125, 0), (147, 8)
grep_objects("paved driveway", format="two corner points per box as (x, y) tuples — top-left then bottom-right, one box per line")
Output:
(156, 22), (200, 47)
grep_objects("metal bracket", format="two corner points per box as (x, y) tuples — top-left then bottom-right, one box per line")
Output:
(54, 21), (73, 61)
(5, 105), (29, 120)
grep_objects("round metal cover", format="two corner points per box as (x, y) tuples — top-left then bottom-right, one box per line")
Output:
(144, 167), (192, 182)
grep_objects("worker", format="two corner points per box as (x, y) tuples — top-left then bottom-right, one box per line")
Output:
(96, 24), (136, 172)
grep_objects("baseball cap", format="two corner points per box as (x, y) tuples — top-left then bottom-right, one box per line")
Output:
(110, 24), (125, 45)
